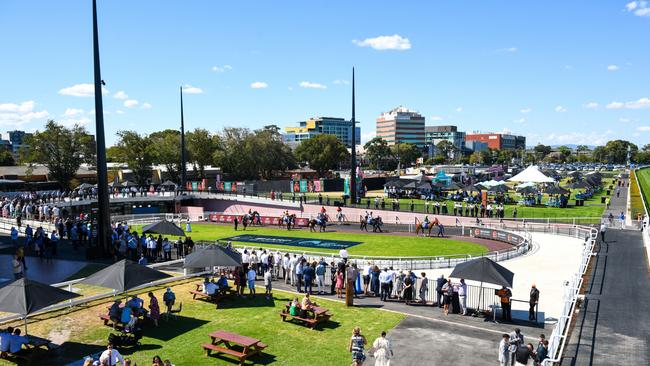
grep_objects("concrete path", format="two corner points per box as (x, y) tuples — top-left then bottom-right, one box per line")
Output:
(561, 229), (650, 365)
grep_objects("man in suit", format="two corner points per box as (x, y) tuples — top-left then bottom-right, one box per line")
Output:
(436, 274), (446, 308)
(529, 284), (540, 321)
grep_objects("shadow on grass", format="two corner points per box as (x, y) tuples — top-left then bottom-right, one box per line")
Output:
(143, 315), (210, 341)
(50, 341), (106, 365)
(215, 294), (278, 310)
(207, 349), (277, 365)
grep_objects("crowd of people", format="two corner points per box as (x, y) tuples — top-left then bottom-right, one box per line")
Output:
(91, 343), (176, 366)
(498, 328), (549, 366)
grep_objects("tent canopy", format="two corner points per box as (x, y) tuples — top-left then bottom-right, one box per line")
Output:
(0, 278), (80, 316)
(80, 259), (172, 293)
(545, 186), (570, 195)
(160, 180), (177, 187)
(517, 186), (538, 195)
(183, 245), (242, 268)
(449, 257), (514, 288)
(508, 165), (555, 183)
(76, 183), (94, 190)
(384, 180), (405, 188)
(142, 220), (185, 237)
(402, 181), (418, 189)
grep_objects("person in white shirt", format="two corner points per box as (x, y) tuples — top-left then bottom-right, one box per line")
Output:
(264, 269), (273, 299)
(288, 255), (298, 286)
(247, 267), (257, 295)
(203, 279), (219, 296)
(363, 264), (373, 295)
(498, 334), (510, 366)
(100, 343), (125, 365)
(242, 250), (250, 265)
(458, 278), (467, 315)
(282, 254), (290, 283)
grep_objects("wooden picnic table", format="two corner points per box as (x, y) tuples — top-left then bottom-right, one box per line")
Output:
(279, 302), (332, 329)
(202, 329), (267, 365)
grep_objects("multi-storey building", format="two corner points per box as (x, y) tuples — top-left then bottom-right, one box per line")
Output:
(376, 107), (425, 148)
(465, 132), (526, 151)
(283, 117), (360, 148)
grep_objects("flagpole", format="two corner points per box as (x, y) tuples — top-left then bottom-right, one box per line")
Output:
(350, 67), (357, 204)
(180, 86), (187, 189)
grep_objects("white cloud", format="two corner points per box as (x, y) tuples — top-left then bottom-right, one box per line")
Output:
(604, 98), (650, 109)
(555, 105), (567, 112)
(513, 118), (526, 124)
(455, 107), (463, 112)
(299, 81), (327, 89)
(211, 64), (233, 72)
(361, 131), (376, 144)
(607, 64), (619, 71)
(637, 126), (650, 132)
(116, 110), (125, 115)
(430, 115), (443, 121)
(584, 102), (599, 109)
(63, 108), (84, 117)
(58, 83), (108, 97)
(250, 81), (268, 89)
(520, 108), (532, 114)
(140, 102), (152, 110)
(502, 47), (518, 53)
(606, 101), (624, 109)
(564, 65), (573, 70)
(352, 34), (411, 51)
(113, 91), (129, 100)
(288, 87), (294, 91)
(182, 85), (203, 94)
(60, 117), (90, 127)
(625, 97), (650, 109)
(333, 80), (350, 85)
(625, 1), (650, 16)
(123, 99), (139, 108)
(0, 100), (49, 127)
(543, 130), (614, 145)
(619, 118), (631, 123)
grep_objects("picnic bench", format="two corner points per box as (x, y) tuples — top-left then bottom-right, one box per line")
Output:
(202, 329), (267, 365)
(190, 283), (236, 303)
(279, 302), (332, 329)
(0, 335), (53, 361)
(99, 304), (147, 329)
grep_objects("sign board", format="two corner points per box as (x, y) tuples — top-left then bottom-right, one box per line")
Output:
(208, 214), (309, 227)
(471, 227), (524, 246)
(220, 234), (362, 250)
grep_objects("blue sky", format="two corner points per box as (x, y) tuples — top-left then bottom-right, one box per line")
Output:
(1, 0), (649, 147)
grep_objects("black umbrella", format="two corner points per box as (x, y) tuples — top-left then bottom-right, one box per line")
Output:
(183, 245), (242, 268)
(416, 182), (432, 191)
(142, 220), (186, 237)
(488, 185), (510, 193)
(449, 257), (514, 311)
(402, 181), (418, 189)
(384, 180), (404, 188)
(544, 186), (570, 195)
(80, 259), (172, 293)
(0, 278), (80, 333)
(463, 184), (481, 193)
(76, 183), (94, 190)
(160, 180), (177, 187)
(517, 186), (538, 195)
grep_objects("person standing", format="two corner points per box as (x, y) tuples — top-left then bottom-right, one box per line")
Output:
(315, 260), (326, 294)
(509, 328), (525, 366)
(442, 279), (453, 315)
(234, 217), (239, 231)
(148, 292), (160, 327)
(599, 222), (606, 242)
(436, 275), (445, 308)
(371, 331), (393, 366)
(529, 284), (539, 321)
(247, 266), (257, 295)
(12, 254), (23, 279)
(379, 268), (391, 302)
(458, 278), (467, 315)
(418, 272), (428, 304)
(349, 327), (367, 366)
(335, 268), (344, 298)
(498, 334), (511, 366)
(264, 268), (273, 299)
(498, 286), (513, 322)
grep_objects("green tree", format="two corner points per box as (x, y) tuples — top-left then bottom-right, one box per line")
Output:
(0, 150), (15, 166)
(253, 125), (296, 179)
(557, 146), (572, 162)
(391, 142), (420, 167)
(435, 140), (455, 162)
(149, 129), (182, 182)
(523, 152), (536, 164)
(363, 137), (392, 170)
(20, 120), (95, 189)
(295, 134), (349, 175)
(469, 152), (482, 165)
(186, 128), (219, 179)
(603, 140), (637, 164)
(592, 146), (607, 163)
(112, 131), (155, 185)
(533, 144), (552, 161)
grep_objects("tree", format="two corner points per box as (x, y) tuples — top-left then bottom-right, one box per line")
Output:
(149, 129), (182, 182)
(364, 137), (392, 170)
(435, 140), (455, 162)
(186, 128), (219, 179)
(253, 125), (296, 179)
(112, 131), (155, 185)
(603, 140), (637, 164)
(557, 146), (572, 162)
(533, 144), (552, 161)
(0, 150), (15, 166)
(480, 149), (494, 165)
(391, 143), (420, 167)
(20, 120), (95, 189)
(469, 152), (482, 165)
(523, 152), (536, 164)
(295, 134), (349, 175)
(592, 146), (607, 163)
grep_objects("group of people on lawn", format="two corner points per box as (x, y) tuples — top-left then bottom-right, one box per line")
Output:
(108, 288), (176, 331)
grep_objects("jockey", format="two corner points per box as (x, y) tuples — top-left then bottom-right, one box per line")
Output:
(423, 216), (429, 229)
(320, 206), (327, 214)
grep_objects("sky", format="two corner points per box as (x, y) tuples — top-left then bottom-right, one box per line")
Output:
(0, 0), (649, 147)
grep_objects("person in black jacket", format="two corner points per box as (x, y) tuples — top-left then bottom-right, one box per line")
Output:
(529, 284), (539, 321)
(436, 275), (446, 308)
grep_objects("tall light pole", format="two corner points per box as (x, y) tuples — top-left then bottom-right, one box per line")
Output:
(92, 0), (111, 252)
(180, 86), (187, 188)
(350, 67), (357, 204)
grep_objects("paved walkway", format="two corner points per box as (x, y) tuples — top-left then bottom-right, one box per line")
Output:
(601, 177), (628, 228)
(561, 228), (650, 365)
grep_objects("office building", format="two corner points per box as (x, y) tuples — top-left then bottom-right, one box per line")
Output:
(7, 130), (33, 155)
(466, 132), (526, 151)
(283, 117), (360, 148)
(376, 106), (425, 147)
(425, 125), (466, 150)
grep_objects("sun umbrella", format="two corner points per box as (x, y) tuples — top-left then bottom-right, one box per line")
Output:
(0, 278), (80, 333)
(449, 257), (514, 312)
(384, 180), (404, 188)
(183, 245), (242, 268)
(80, 259), (172, 293)
(517, 186), (538, 195)
(160, 180), (177, 187)
(402, 181), (418, 189)
(488, 185), (510, 193)
(463, 184), (482, 193)
(441, 182), (463, 191)
(76, 183), (94, 190)
(142, 220), (186, 237)
(122, 180), (138, 187)
(544, 186), (570, 195)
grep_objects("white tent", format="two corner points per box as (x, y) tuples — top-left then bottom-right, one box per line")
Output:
(516, 181), (536, 189)
(508, 165), (555, 183)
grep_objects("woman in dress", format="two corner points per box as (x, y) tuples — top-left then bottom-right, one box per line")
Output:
(148, 292), (160, 327)
(335, 269), (344, 298)
(372, 331), (393, 366)
(402, 274), (413, 305)
(349, 326), (367, 366)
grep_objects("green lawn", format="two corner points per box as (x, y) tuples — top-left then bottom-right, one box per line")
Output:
(134, 223), (488, 257)
(634, 168), (650, 217)
(0, 281), (404, 366)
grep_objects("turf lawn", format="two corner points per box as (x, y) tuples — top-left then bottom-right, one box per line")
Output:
(0, 280), (404, 366)
(634, 168), (650, 217)
(133, 223), (488, 257)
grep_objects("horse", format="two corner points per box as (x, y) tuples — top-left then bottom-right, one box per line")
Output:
(279, 214), (295, 230)
(415, 217), (439, 237)
(370, 216), (384, 233)
(309, 213), (328, 232)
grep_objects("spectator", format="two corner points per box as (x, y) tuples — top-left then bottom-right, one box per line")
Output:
(529, 284), (539, 321)
(247, 266), (257, 295)
(371, 331), (393, 366)
(315, 260), (327, 294)
(379, 268), (391, 302)
(442, 279), (453, 315)
(348, 327), (367, 366)
(108, 300), (122, 324)
(148, 292), (160, 327)
(458, 279), (467, 315)
(152, 355), (164, 366)
(8, 328), (29, 356)
(163, 288), (176, 315)
(335, 269), (345, 299)
(303, 261), (315, 294)
(510, 328), (525, 365)
(99, 343), (124, 366)
(402, 273), (414, 305)
(536, 339), (548, 365)
(264, 267), (273, 299)
(138, 253), (148, 265)
(514, 343), (535, 365)
(436, 275), (446, 308)
(203, 278), (218, 296)
(498, 333), (510, 366)
(599, 222), (607, 242)
(12, 254), (22, 280)
(418, 272), (428, 304)
(498, 286), (513, 322)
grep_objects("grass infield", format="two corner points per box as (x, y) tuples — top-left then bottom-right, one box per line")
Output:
(133, 223), (488, 257)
